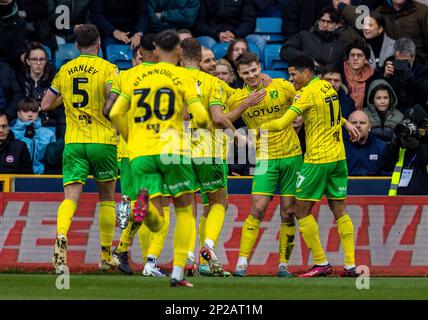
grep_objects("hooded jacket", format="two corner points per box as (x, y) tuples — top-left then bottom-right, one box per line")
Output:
(11, 117), (56, 174)
(0, 130), (33, 174)
(367, 33), (396, 69)
(364, 79), (404, 142)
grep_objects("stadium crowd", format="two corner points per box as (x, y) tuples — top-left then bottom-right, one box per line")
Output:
(1, 0), (428, 195)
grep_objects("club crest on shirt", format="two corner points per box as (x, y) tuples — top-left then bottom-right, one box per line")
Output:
(270, 90), (278, 99)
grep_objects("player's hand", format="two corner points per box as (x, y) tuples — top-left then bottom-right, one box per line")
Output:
(113, 30), (130, 43)
(260, 73), (272, 87)
(243, 90), (266, 110)
(344, 120), (360, 143)
(219, 32), (234, 42)
(384, 61), (394, 78)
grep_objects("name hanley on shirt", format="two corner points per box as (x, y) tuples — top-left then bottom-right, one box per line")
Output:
(68, 65), (99, 76)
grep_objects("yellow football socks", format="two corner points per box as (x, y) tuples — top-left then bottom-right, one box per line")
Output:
(173, 204), (194, 268)
(298, 214), (328, 265)
(239, 215), (261, 258)
(205, 204), (226, 246)
(143, 204), (165, 233)
(337, 214), (356, 268)
(147, 205), (170, 258)
(56, 199), (77, 236)
(198, 215), (208, 264)
(116, 220), (143, 253)
(98, 201), (116, 260)
(137, 223), (151, 262)
(279, 222), (296, 264)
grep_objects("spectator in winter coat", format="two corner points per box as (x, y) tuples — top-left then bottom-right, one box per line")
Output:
(0, 61), (23, 122)
(364, 79), (403, 142)
(10, 97), (55, 173)
(0, 112), (33, 173)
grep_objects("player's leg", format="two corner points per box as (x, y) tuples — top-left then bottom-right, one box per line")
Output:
(278, 196), (296, 277)
(295, 163), (331, 278)
(234, 158), (276, 276)
(277, 155), (302, 277)
(116, 157), (132, 229)
(143, 194), (170, 277)
(89, 143), (119, 271)
(326, 160), (357, 277)
(52, 143), (88, 274)
(162, 154), (198, 287)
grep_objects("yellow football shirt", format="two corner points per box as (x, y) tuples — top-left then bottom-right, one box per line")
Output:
(227, 79), (301, 160)
(112, 62), (154, 159)
(111, 62), (208, 160)
(187, 68), (227, 159)
(50, 54), (118, 145)
(262, 77), (346, 164)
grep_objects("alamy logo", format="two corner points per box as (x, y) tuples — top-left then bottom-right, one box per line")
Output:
(55, 5), (70, 30)
(355, 5), (370, 30)
(55, 266), (70, 290)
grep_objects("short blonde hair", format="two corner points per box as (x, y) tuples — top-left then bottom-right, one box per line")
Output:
(216, 58), (236, 83)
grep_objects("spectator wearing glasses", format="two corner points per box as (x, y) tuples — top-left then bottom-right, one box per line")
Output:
(16, 42), (65, 139)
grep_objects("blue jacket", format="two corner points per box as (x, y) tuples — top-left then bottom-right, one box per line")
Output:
(11, 118), (56, 174)
(344, 133), (388, 176)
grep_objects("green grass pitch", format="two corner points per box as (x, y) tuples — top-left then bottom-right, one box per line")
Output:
(1, 274), (428, 300)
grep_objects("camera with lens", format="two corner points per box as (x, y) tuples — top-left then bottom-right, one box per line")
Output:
(394, 119), (418, 139)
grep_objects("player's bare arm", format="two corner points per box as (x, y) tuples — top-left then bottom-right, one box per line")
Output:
(40, 90), (63, 111)
(102, 92), (119, 120)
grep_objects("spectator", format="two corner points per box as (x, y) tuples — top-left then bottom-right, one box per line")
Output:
(47, 0), (91, 45)
(0, 61), (23, 122)
(178, 29), (193, 41)
(381, 104), (428, 195)
(0, 0), (28, 68)
(362, 12), (395, 70)
(384, 37), (428, 112)
(342, 0), (428, 63)
(90, 0), (149, 50)
(0, 112), (33, 173)
(194, 0), (266, 53)
(215, 58), (238, 88)
(16, 0), (56, 50)
(281, 7), (359, 67)
(254, 0), (286, 17)
(341, 40), (376, 110)
(322, 64), (356, 119)
(16, 42), (65, 139)
(282, 0), (329, 41)
(364, 79), (403, 142)
(199, 46), (217, 75)
(147, 0), (199, 33)
(224, 38), (251, 87)
(10, 97), (56, 173)
(345, 110), (388, 175)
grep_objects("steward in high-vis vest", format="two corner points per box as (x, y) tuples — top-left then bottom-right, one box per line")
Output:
(380, 105), (428, 195)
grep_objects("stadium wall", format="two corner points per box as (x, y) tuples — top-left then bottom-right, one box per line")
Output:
(1, 192), (427, 276)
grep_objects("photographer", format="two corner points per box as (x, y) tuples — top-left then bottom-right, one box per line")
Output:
(384, 38), (428, 113)
(380, 104), (428, 195)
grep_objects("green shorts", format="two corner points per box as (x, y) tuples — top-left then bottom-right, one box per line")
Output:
(119, 157), (135, 199)
(252, 155), (303, 196)
(192, 157), (228, 205)
(295, 160), (348, 201)
(131, 154), (197, 199)
(63, 143), (117, 186)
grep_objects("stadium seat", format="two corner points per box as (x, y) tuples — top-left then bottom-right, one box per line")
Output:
(264, 44), (288, 70)
(106, 44), (133, 70)
(197, 36), (216, 49)
(211, 42), (229, 60)
(255, 17), (285, 43)
(263, 70), (287, 79)
(41, 44), (52, 62)
(248, 43), (262, 61)
(54, 44), (103, 69)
